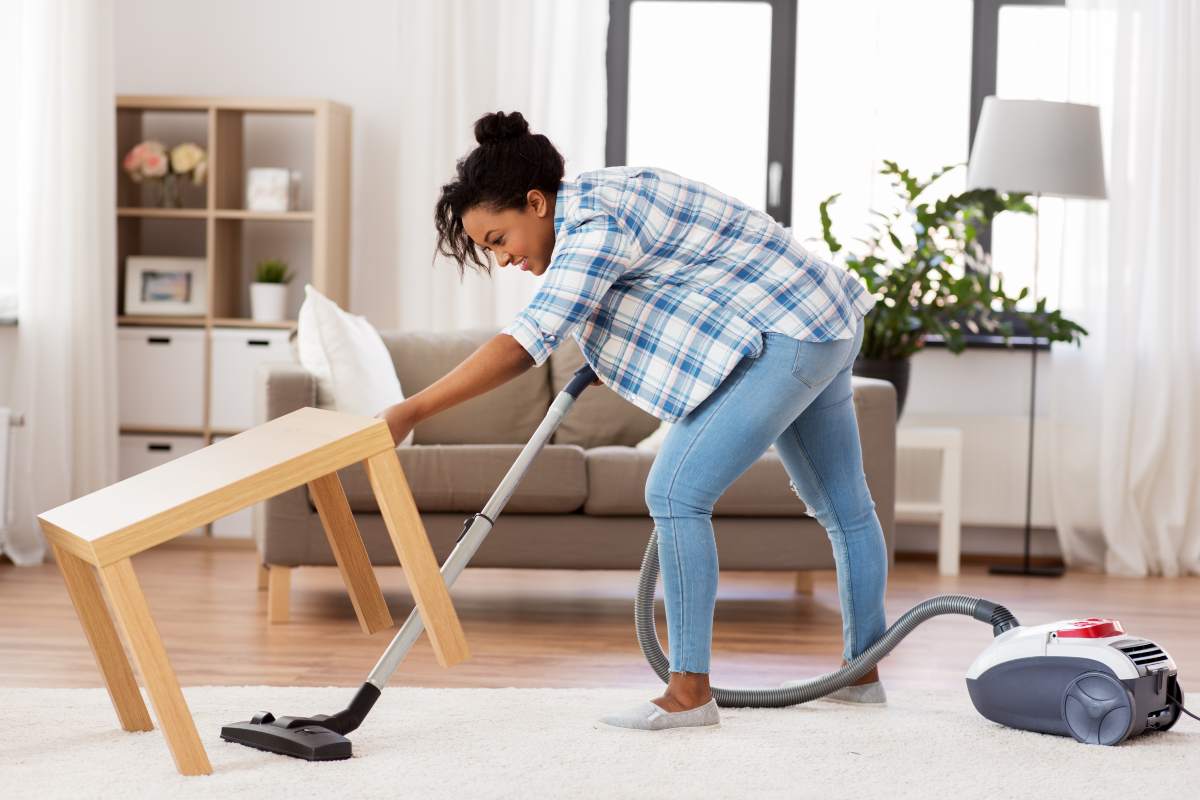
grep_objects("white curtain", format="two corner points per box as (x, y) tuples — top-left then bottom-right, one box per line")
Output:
(1, 0), (119, 565)
(394, 0), (609, 333)
(1049, 0), (1200, 576)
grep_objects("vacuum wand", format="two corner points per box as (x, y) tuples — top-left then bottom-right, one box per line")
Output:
(365, 363), (598, 689)
(220, 364), (599, 759)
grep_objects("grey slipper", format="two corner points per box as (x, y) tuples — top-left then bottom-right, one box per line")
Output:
(599, 697), (721, 730)
(782, 679), (888, 705)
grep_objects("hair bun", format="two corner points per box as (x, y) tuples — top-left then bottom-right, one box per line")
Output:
(474, 111), (530, 146)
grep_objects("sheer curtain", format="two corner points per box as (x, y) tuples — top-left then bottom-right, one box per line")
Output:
(394, 0), (609, 334)
(1049, 0), (1200, 576)
(1, 0), (119, 565)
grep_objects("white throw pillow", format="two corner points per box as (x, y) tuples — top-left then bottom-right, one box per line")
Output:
(295, 284), (413, 446)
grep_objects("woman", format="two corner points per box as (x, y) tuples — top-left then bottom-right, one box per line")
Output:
(378, 111), (889, 731)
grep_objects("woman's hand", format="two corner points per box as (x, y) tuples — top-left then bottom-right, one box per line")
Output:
(376, 399), (421, 446)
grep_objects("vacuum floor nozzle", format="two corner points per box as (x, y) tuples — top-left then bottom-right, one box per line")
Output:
(220, 711), (352, 761)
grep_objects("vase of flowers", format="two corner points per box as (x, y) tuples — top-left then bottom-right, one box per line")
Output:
(250, 258), (293, 322)
(122, 140), (208, 208)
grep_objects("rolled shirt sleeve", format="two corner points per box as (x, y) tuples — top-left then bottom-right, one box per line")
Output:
(500, 212), (633, 367)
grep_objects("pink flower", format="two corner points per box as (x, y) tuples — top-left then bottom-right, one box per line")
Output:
(142, 151), (167, 178)
(122, 140), (168, 182)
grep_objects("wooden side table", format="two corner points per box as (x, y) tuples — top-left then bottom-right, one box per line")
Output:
(38, 406), (469, 776)
(895, 426), (963, 576)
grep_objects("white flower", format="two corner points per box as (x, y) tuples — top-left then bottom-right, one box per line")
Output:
(170, 142), (205, 175)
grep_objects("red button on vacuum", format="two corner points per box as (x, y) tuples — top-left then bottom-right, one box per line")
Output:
(1056, 618), (1125, 638)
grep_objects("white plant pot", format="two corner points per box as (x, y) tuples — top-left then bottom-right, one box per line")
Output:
(250, 282), (289, 322)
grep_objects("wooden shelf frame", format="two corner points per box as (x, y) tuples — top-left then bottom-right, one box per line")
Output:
(114, 94), (350, 452)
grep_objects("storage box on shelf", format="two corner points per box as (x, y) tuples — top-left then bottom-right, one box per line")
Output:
(114, 95), (351, 536)
(209, 328), (294, 432)
(117, 327), (206, 430)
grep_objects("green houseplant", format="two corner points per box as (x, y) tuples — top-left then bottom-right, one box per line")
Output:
(815, 161), (1088, 416)
(250, 258), (293, 323)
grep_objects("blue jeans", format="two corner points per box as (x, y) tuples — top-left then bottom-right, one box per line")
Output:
(644, 316), (888, 674)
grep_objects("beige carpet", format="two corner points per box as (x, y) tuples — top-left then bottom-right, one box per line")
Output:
(2, 686), (1194, 798)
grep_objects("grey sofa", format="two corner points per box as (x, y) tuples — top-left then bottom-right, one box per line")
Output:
(254, 327), (897, 621)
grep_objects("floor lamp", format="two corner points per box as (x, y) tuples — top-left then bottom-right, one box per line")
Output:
(966, 97), (1107, 577)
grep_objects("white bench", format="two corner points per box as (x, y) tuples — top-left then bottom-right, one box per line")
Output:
(895, 426), (963, 576)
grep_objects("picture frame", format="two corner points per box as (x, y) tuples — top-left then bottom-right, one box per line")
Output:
(123, 255), (208, 316)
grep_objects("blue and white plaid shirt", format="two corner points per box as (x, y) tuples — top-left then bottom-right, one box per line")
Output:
(501, 166), (876, 422)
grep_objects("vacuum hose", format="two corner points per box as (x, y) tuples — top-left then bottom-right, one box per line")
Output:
(634, 528), (1020, 708)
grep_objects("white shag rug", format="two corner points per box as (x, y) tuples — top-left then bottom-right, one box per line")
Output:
(2, 686), (1194, 799)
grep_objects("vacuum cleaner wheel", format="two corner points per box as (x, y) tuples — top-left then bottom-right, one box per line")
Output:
(1160, 681), (1185, 733)
(1061, 672), (1135, 746)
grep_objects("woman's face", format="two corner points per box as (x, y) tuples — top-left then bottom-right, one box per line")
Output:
(461, 190), (556, 276)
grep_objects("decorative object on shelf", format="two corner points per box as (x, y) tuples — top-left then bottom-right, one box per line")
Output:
(966, 97), (1107, 580)
(123, 256), (207, 316)
(121, 140), (207, 208)
(813, 160), (1088, 418)
(246, 167), (298, 212)
(250, 258), (293, 322)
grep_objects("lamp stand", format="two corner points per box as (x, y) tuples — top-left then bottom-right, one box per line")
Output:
(990, 193), (1064, 577)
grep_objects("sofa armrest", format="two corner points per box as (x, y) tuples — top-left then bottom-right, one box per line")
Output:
(254, 361), (316, 425)
(850, 376), (898, 564)
(253, 362), (322, 563)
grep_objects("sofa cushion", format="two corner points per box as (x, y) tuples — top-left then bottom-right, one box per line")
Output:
(583, 446), (810, 517)
(314, 444), (588, 514)
(381, 327), (552, 444)
(548, 336), (662, 449)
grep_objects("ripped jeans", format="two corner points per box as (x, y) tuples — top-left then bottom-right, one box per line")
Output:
(644, 316), (888, 673)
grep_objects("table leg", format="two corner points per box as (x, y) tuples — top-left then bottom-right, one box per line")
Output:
(793, 571), (815, 595)
(364, 448), (470, 668)
(99, 558), (211, 776)
(267, 565), (291, 624)
(48, 540), (153, 733)
(308, 471), (394, 634)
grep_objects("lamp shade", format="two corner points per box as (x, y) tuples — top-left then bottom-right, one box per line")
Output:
(967, 97), (1107, 199)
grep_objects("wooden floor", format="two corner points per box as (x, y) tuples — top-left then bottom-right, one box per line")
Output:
(3, 541), (1197, 692)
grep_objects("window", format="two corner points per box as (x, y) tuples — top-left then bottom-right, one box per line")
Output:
(607, 0), (797, 224)
(606, 0), (1067, 345)
(789, 0), (972, 246)
(607, 0), (974, 238)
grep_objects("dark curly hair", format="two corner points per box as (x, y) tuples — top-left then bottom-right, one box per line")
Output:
(434, 111), (566, 278)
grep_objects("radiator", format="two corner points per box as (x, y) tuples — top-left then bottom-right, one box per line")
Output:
(0, 408), (24, 539)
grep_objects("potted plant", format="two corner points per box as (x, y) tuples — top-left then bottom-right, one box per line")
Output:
(814, 161), (1088, 417)
(250, 258), (293, 322)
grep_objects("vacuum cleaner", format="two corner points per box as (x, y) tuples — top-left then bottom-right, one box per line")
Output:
(222, 364), (1192, 760)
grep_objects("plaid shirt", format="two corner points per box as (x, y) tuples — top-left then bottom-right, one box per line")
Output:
(501, 166), (876, 422)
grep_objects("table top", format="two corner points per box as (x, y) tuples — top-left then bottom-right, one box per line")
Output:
(39, 407), (392, 564)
